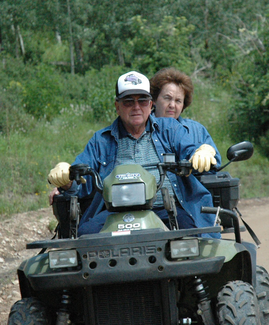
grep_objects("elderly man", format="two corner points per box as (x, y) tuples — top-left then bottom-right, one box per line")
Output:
(48, 71), (220, 238)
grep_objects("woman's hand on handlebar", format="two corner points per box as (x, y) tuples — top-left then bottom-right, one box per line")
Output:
(189, 144), (217, 173)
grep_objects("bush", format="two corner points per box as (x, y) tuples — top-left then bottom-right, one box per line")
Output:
(22, 64), (67, 120)
(85, 65), (126, 123)
(226, 14), (269, 151)
(0, 81), (35, 134)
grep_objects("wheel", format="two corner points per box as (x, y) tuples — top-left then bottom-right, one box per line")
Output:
(256, 265), (269, 325)
(8, 297), (51, 325)
(217, 280), (261, 325)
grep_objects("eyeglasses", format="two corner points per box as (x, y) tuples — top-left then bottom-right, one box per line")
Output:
(118, 97), (152, 108)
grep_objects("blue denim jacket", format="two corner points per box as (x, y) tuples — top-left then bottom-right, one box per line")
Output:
(68, 115), (220, 236)
(150, 112), (222, 171)
(177, 116), (221, 168)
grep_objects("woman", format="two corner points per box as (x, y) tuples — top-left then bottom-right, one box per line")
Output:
(150, 67), (221, 168)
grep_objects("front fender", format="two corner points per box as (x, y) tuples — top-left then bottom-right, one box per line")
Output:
(198, 238), (250, 263)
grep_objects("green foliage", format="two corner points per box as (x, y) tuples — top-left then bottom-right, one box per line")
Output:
(22, 64), (67, 119)
(224, 148), (269, 199)
(124, 15), (195, 75)
(23, 31), (60, 64)
(42, 41), (70, 65)
(0, 56), (40, 133)
(0, 106), (106, 217)
(0, 81), (35, 134)
(0, 57), (124, 126)
(226, 10), (269, 153)
(183, 79), (231, 144)
(85, 65), (125, 122)
(1, 77), (269, 219)
(1, 0), (269, 218)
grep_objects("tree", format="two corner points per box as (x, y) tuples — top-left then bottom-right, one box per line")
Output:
(123, 15), (194, 75)
(227, 10), (269, 154)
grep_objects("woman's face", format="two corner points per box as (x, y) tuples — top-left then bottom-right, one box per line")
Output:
(154, 83), (185, 119)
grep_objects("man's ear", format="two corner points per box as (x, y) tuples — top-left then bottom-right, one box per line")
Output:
(115, 101), (120, 115)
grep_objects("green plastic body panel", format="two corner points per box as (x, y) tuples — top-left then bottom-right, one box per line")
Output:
(103, 164), (157, 203)
(100, 210), (169, 233)
(23, 253), (51, 276)
(196, 238), (248, 263)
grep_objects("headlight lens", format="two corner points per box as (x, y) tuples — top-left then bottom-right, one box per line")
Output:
(49, 249), (78, 269)
(170, 239), (199, 259)
(112, 183), (146, 207)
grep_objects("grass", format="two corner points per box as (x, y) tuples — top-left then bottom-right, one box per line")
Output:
(0, 107), (106, 219)
(0, 79), (269, 220)
(180, 79), (269, 198)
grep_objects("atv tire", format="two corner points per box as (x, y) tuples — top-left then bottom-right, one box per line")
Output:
(8, 297), (51, 325)
(217, 280), (261, 325)
(256, 265), (269, 325)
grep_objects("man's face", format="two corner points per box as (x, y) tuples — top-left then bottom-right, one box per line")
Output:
(154, 83), (185, 120)
(115, 95), (152, 132)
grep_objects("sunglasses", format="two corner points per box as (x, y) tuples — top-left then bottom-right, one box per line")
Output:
(117, 97), (152, 108)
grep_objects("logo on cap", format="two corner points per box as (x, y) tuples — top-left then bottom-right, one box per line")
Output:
(116, 71), (150, 99)
(125, 74), (142, 86)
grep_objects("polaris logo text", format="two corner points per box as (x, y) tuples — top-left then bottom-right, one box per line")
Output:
(87, 245), (157, 259)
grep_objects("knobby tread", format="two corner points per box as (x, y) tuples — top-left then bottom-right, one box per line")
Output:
(8, 297), (51, 325)
(217, 280), (261, 325)
(256, 265), (269, 325)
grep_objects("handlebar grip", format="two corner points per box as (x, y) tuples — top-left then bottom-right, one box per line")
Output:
(201, 206), (219, 214)
(69, 164), (89, 182)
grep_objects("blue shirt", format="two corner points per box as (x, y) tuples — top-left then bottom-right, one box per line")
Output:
(151, 112), (222, 172)
(68, 115), (220, 236)
(177, 115), (221, 168)
(115, 119), (174, 206)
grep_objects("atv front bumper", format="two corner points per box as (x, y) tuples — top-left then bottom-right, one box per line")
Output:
(22, 227), (226, 291)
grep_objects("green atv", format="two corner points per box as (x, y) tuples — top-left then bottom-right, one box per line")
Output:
(7, 141), (269, 325)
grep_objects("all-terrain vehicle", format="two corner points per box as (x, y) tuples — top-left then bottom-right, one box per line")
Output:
(7, 141), (269, 325)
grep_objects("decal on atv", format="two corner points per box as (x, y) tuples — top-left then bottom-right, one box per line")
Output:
(87, 245), (157, 259)
(118, 223), (141, 230)
(123, 214), (135, 222)
(115, 172), (140, 180)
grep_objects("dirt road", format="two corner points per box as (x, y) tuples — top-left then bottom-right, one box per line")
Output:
(230, 197), (269, 270)
(0, 198), (269, 324)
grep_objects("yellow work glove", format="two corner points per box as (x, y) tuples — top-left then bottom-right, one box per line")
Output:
(48, 162), (87, 188)
(189, 144), (217, 173)
(48, 162), (72, 188)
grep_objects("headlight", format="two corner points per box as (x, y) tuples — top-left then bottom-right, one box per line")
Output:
(112, 183), (146, 207)
(49, 249), (78, 269)
(170, 239), (199, 259)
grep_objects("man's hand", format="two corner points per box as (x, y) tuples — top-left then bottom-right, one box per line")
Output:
(48, 162), (71, 187)
(189, 144), (217, 173)
(49, 187), (60, 205)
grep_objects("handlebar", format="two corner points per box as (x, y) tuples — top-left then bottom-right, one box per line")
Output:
(156, 160), (192, 191)
(201, 206), (241, 243)
(69, 164), (103, 193)
(69, 160), (193, 193)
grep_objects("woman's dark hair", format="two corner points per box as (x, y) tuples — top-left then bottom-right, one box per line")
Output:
(150, 67), (193, 110)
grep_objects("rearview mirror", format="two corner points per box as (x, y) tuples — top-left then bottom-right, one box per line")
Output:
(227, 141), (254, 162)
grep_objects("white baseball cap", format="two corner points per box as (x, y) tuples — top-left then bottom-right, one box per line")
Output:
(116, 71), (151, 99)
